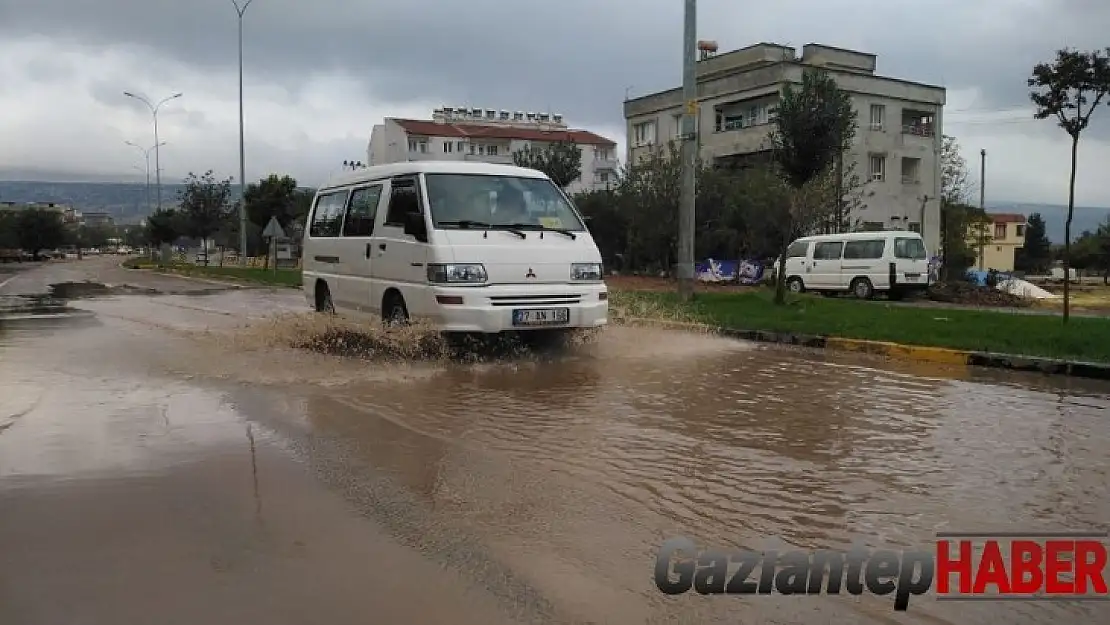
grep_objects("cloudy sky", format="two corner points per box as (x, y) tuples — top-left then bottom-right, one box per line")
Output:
(0, 0), (1108, 206)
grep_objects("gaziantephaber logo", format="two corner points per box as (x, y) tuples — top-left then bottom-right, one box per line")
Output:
(655, 532), (1109, 611)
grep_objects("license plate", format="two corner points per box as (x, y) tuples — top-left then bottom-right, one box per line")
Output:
(905, 273), (921, 280)
(512, 307), (570, 326)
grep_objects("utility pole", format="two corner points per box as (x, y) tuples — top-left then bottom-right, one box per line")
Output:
(126, 140), (165, 213)
(979, 148), (986, 271)
(124, 92), (182, 211)
(677, 0), (697, 300)
(834, 130), (844, 233)
(233, 0), (255, 266)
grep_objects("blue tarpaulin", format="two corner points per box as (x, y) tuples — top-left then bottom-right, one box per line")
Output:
(694, 259), (765, 285)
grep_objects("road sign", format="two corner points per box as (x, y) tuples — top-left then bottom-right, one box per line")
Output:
(685, 100), (698, 115)
(262, 216), (285, 240)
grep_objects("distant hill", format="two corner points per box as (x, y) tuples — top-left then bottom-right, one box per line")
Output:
(0, 180), (194, 224)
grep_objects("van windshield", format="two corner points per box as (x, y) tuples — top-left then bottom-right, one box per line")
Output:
(423, 174), (586, 232)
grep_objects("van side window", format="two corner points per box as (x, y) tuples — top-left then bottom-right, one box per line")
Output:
(786, 241), (809, 258)
(342, 185), (383, 237)
(309, 190), (349, 238)
(894, 237), (926, 260)
(384, 177), (421, 226)
(813, 242), (843, 260)
(843, 239), (886, 259)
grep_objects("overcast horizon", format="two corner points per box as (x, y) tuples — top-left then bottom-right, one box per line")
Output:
(2, 0), (1108, 207)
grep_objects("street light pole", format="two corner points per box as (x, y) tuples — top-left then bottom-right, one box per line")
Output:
(125, 140), (165, 213)
(677, 0), (697, 300)
(124, 91), (182, 211)
(232, 0), (255, 266)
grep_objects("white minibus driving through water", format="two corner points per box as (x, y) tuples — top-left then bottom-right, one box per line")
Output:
(301, 161), (608, 336)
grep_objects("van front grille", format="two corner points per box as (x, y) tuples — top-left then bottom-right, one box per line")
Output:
(489, 294), (582, 307)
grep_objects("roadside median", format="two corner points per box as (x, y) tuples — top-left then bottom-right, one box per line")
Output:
(121, 258), (302, 288)
(610, 289), (1110, 380)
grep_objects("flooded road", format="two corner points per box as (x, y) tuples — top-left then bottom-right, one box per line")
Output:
(2, 257), (1108, 625)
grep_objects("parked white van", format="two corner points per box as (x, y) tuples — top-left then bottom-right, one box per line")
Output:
(301, 161), (608, 335)
(776, 230), (931, 299)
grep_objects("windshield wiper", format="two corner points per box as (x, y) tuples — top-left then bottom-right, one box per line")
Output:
(506, 223), (577, 240)
(439, 220), (526, 239)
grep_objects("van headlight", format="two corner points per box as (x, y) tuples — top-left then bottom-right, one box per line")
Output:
(571, 262), (603, 281)
(427, 263), (487, 284)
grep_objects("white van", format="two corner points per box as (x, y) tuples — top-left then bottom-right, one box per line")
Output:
(301, 161), (608, 335)
(776, 230), (931, 299)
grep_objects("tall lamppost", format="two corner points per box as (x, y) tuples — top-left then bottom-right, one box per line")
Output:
(123, 91), (182, 211)
(125, 140), (165, 213)
(232, 0), (255, 265)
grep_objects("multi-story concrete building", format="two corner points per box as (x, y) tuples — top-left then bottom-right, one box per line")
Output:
(969, 212), (1027, 272)
(368, 107), (620, 195)
(623, 42), (946, 254)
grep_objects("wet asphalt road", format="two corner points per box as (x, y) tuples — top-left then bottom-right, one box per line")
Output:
(1, 257), (1108, 625)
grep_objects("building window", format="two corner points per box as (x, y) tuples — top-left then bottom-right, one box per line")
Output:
(487, 145), (498, 156)
(861, 221), (885, 232)
(478, 144), (486, 155)
(633, 121), (656, 146)
(408, 139), (419, 152)
(995, 223), (1006, 239)
(442, 142), (453, 153)
(901, 157), (921, 184)
(869, 155), (885, 182)
(869, 104), (885, 130)
(469, 144), (476, 155)
(1016, 224), (1026, 237)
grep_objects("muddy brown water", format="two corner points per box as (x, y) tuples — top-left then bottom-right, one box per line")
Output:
(1, 259), (1108, 624)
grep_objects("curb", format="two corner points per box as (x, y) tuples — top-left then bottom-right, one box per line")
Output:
(618, 317), (1110, 381)
(119, 262), (297, 290)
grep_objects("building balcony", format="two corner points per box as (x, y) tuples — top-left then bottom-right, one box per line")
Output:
(408, 151), (439, 161)
(594, 158), (619, 171)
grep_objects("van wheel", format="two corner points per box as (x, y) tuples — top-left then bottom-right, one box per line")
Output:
(786, 277), (805, 293)
(315, 282), (335, 314)
(851, 278), (874, 300)
(382, 292), (409, 327)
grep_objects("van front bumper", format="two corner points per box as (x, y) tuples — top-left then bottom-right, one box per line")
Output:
(428, 282), (608, 333)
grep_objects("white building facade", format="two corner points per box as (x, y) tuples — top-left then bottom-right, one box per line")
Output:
(623, 43), (946, 255)
(368, 107), (620, 196)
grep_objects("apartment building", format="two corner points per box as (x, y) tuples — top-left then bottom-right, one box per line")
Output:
(623, 42), (947, 254)
(970, 212), (1027, 272)
(368, 107), (620, 195)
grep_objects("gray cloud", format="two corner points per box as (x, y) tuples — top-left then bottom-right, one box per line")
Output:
(2, 0), (1109, 203)
(7, 0), (1106, 131)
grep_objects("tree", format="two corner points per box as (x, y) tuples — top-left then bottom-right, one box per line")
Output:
(244, 174), (298, 229)
(768, 68), (858, 304)
(244, 174), (299, 266)
(13, 208), (68, 259)
(1014, 213), (1052, 274)
(144, 208), (182, 258)
(0, 211), (18, 249)
(177, 171), (234, 265)
(512, 141), (582, 189)
(940, 134), (973, 206)
(1028, 47), (1110, 322)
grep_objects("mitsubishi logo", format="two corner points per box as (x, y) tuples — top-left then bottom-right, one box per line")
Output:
(525, 268), (536, 278)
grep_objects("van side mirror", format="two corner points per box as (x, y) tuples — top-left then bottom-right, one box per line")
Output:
(403, 211), (428, 242)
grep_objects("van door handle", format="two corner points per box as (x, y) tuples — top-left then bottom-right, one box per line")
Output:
(365, 243), (372, 258)
(379, 243), (387, 251)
